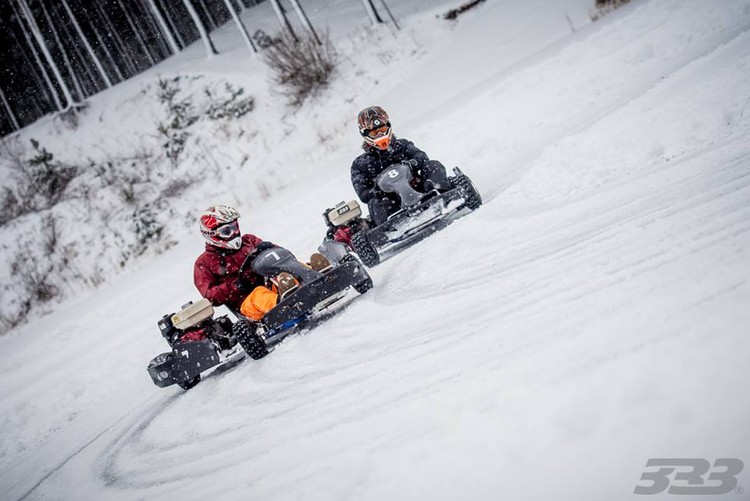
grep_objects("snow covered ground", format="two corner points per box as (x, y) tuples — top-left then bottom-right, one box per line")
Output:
(1, 0), (750, 499)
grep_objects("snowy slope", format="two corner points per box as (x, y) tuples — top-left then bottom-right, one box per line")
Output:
(2, 0), (750, 500)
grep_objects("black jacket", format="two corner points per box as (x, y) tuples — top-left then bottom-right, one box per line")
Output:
(350, 137), (430, 202)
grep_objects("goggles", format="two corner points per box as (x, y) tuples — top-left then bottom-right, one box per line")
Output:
(213, 221), (239, 239)
(361, 123), (390, 138)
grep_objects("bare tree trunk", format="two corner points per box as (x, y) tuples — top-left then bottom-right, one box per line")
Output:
(12, 0), (63, 111)
(18, 0), (77, 109)
(118, 0), (156, 66)
(60, 0), (113, 88)
(0, 86), (20, 131)
(39, 0), (85, 100)
(269, 0), (297, 41)
(221, 0), (256, 52)
(288, 0), (320, 44)
(81, 0), (125, 81)
(157, 0), (187, 49)
(92, 0), (136, 77)
(378, 0), (400, 30)
(7, 15), (61, 103)
(197, 0), (218, 30)
(181, 0), (218, 57)
(133, 0), (167, 59)
(56, 9), (100, 94)
(145, 0), (180, 55)
(361, 0), (383, 24)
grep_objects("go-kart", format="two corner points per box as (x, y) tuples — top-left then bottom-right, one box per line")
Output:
(147, 299), (244, 390)
(146, 247), (372, 390)
(321, 164), (482, 267)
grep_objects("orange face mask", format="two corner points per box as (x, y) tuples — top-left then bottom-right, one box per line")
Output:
(371, 134), (391, 150)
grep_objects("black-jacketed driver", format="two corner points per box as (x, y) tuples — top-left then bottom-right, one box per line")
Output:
(350, 106), (451, 226)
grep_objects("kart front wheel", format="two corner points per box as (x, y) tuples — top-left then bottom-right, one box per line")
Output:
(178, 375), (201, 391)
(452, 172), (482, 211)
(353, 276), (373, 295)
(233, 320), (269, 360)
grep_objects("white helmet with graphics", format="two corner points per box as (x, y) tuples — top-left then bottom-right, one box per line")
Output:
(199, 205), (242, 250)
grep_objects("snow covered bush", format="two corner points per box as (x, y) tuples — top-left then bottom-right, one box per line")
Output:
(591, 0), (631, 21)
(0, 73), (263, 334)
(157, 77), (256, 163)
(156, 77), (199, 165)
(253, 29), (278, 49)
(203, 83), (255, 120)
(443, 0), (487, 20)
(24, 140), (78, 209)
(2, 214), (64, 331)
(0, 138), (77, 223)
(263, 33), (339, 106)
(132, 204), (164, 248)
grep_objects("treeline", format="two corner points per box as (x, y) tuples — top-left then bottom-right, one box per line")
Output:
(0, 0), (270, 136)
(0, 0), (401, 138)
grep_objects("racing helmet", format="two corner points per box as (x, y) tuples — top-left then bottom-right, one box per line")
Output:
(358, 106), (392, 150)
(199, 205), (242, 250)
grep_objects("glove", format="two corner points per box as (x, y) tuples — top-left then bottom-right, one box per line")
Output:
(240, 241), (278, 279)
(255, 241), (275, 252)
(235, 276), (252, 294)
(362, 188), (379, 203)
(404, 158), (419, 168)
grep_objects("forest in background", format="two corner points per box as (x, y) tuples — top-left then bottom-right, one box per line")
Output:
(0, 0), (401, 136)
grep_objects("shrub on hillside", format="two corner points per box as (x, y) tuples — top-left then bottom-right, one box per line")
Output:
(0, 74), (260, 335)
(253, 29), (278, 49)
(443, 0), (487, 20)
(204, 83), (255, 120)
(591, 0), (630, 21)
(25, 139), (78, 208)
(156, 77), (199, 165)
(132, 204), (164, 248)
(157, 77), (256, 163)
(263, 33), (338, 106)
(0, 138), (77, 225)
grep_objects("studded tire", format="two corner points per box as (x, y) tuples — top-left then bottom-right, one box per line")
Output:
(351, 232), (380, 267)
(452, 174), (482, 211)
(233, 320), (269, 360)
(178, 375), (201, 391)
(353, 276), (373, 295)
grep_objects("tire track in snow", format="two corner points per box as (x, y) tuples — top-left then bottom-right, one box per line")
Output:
(373, 140), (750, 342)
(11, 392), (177, 501)
(428, 2), (750, 201)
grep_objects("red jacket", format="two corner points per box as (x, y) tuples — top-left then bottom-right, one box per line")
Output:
(194, 234), (264, 311)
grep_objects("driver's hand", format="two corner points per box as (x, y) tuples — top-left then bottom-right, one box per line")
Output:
(244, 241), (276, 266)
(362, 188), (379, 202)
(235, 277), (252, 294)
(255, 241), (275, 252)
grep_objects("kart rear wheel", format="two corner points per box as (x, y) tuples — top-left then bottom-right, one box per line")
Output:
(233, 320), (269, 360)
(178, 375), (201, 390)
(351, 232), (380, 267)
(452, 173), (482, 210)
